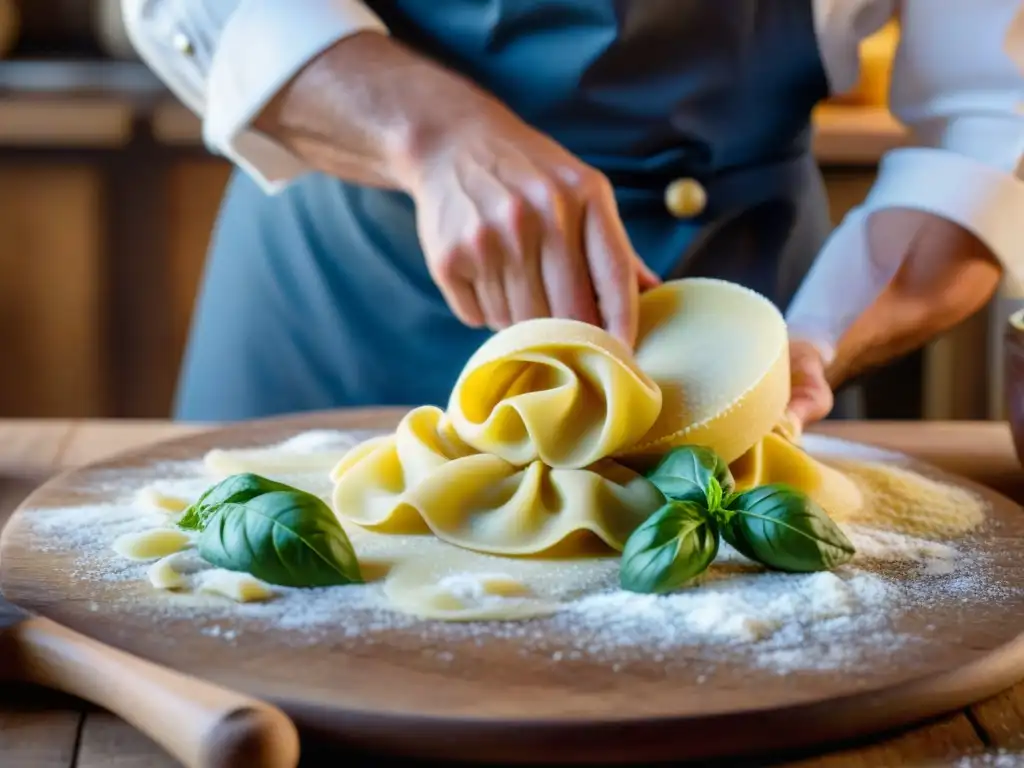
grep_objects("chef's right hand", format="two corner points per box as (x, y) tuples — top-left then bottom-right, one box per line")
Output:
(404, 105), (660, 347)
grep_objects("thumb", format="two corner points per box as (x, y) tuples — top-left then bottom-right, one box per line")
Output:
(784, 401), (813, 434)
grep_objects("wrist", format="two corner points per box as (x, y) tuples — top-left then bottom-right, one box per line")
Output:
(391, 84), (512, 194)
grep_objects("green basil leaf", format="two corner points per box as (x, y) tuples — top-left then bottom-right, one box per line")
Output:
(723, 484), (855, 572)
(706, 476), (723, 512)
(646, 445), (735, 509)
(198, 490), (363, 587)
(178, 473), (295, 531)
(620, 500), (719, 594)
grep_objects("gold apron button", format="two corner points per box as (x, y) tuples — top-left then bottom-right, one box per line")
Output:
(665, 177), (707, 219)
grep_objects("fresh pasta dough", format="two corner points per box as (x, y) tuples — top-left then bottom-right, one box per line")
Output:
(617, 278), (790, 468)
(332, 405), (664, 553)
(148, 553), (188, 590)
(447, 318), (662, 468)
(197, 569), (273, 602)
(204, 447), (354, 478)
(134, 486), (191, 515)
(729, 432), (863, 520)
(332, 277), (863, 562)
(383, 552), (559, 621)
(113, 528), (191, 561)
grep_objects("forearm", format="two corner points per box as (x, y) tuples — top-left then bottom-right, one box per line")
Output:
(251, 31), (500, 191)
(825, 211), (1002, 387)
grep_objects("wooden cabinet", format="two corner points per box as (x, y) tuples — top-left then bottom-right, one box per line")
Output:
(0, 164), (106, 416)
(0, 128), (231, 417)
(166, 161), (230, 371)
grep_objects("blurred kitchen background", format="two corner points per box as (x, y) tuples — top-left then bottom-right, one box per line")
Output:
(0, 3), (1018, 421)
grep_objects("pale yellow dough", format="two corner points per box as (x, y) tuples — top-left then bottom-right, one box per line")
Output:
(730, 432), (863, 521)
(447, 318), (662, 468)
(332, 405), (664, 554)
(332, 277), (863, 563)
(113, 528), (191, 561)
(197, 569), (274, 602)
(618, 278), (790, 467)
(204, 446), (353, 478)
(147, 553), (188, 590)
(384, 552), (559, 621)
(134, 486), (190, 515)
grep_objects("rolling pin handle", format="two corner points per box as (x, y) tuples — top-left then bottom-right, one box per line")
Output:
(11, 615), (300, 768)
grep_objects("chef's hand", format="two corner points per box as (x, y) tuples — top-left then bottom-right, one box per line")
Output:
(786, 340), (834, 431)
(254, 31), (659, 346)
(406, 111), (660, 345)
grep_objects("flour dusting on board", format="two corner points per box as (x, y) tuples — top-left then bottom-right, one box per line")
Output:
(19, 430), (1009, 676)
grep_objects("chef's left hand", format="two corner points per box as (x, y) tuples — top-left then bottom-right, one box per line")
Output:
(786, 339), (833, 431)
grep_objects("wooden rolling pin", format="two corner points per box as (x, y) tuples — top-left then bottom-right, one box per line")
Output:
(0, 595), (299, 768)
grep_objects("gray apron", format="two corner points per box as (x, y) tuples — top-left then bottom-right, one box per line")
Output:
(176, 0), (850, 421)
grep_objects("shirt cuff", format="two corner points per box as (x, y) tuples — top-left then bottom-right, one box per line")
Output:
(862, 146), (1024, 278)
(784, 208), (882, 366)
(205, 0), (389, 194)
(786, 147), (1024, 355)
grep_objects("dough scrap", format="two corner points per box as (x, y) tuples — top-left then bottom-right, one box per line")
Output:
(204, 446), (354, 479)
(197, 569), (274, 602)
(384, 553), (560, 621)
(148, 553), (188, 590)
(113, 528), (191, 561)
(134, 486), (190, 515)
(332, 405), (664, 554)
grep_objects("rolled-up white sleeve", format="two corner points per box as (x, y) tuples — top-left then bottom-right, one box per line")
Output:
(121, 0), (389, 193)
(786, 0), (1024, 361)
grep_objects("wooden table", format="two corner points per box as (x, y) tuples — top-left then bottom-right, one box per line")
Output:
(1, 418), (1023, 768)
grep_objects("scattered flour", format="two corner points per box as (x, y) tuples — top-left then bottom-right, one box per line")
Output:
(949, 751), (1024, 767)
(16, 430), (1012, 677)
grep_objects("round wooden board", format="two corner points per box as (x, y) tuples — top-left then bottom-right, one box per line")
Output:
(4, 408), (1024, 765)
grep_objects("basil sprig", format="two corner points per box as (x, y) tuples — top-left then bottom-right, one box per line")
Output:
(620, 445), (855, 593)
(178, 473), (293, 531)
(179, 474), (362, 588)
(646, 445), (735, 508)
(721, 485), (855, 572)
(620, 500), (719, 594)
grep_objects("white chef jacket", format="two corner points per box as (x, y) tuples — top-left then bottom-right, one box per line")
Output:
(120, 0), (1024, 361)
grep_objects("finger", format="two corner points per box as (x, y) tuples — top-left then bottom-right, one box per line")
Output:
(540, 191), (601, 327)
(476, 273), (512, 330)
(504, 259), (550, 324)
(785, 397), (816, 431)
(429, 248), (486, 327)
(634, 256), (662, 291)
(442, 278), (485, 328)
(776, 409), (804, 442)
(467, 224), (512, 330)
(583, 186), (640, 345)
(502, 201), (550, 323)
(789, 379), (833, 426)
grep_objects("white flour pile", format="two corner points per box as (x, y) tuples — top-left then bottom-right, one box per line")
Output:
(19, 430), (1012, 676)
